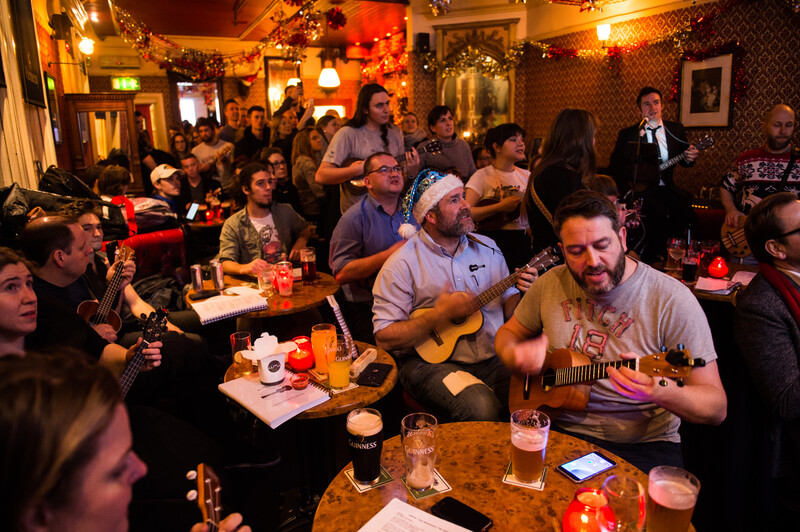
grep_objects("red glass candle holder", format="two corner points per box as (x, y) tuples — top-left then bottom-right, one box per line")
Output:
(707, 256), (729, 278)
(563, 488), (607, 532)
(287, 336), (314, 371)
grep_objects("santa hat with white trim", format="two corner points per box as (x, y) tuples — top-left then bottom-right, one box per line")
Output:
(398, 168), (464, 239)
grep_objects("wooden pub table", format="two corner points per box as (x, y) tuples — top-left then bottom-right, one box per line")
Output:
(313, 421), (650, 531)
(224, 341), (398, 420)
(186, 272), (340, 319)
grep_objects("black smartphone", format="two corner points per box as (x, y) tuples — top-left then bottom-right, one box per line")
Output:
(557, 451), (617, 483)
(431, 496), (492, 531)
(355, 363), (392, 387)
(297, 80), (304, 97)
(106, 240), (119, 261)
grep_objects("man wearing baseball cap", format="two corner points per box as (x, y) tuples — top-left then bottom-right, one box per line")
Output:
(372, 169), (537, 421)
(151, 163), (183, 215)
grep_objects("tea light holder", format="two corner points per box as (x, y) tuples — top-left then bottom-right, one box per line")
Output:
(707, 256), (729, 278)
(287, 336), (314, 371)
(563, 487), (607, 532)
(273, 261), (294, 296)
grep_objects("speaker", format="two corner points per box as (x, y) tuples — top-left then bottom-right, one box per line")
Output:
(50, 13), (72, 41)
(415, 33), (430, 53)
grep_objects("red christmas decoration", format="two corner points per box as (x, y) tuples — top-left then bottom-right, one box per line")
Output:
(285, 0), (305, 6)
(287, 32), (309, 47)
(326, 8), (347, 30)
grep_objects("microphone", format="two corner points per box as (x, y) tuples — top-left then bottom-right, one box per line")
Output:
(638, 117), (648, 130)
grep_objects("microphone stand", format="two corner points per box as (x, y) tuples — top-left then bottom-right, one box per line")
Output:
(630, 118), (648, 205)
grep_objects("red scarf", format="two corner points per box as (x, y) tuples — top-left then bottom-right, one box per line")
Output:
(759, 262), (800, 327)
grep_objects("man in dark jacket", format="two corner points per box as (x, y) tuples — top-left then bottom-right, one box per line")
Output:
(234, 105), (270, 160)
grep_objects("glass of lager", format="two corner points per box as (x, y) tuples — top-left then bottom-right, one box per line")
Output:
(597, 475), (646, 532)
(401, 413), (437, 491)
(346, 408), (383, 486)
(646, 466), (700, 532)
(510, 409), (550, 483)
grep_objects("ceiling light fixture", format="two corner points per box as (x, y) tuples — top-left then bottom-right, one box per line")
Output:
(78, 37), (95, 55)
(318, 60), (340, 89)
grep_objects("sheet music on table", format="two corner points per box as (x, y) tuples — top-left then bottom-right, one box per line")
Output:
(191, 286), (270, 324)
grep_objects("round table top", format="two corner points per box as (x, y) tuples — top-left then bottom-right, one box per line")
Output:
(224, 341), (397, 420)
(312, 421), (648, 531)
(187, 272), (339, 318)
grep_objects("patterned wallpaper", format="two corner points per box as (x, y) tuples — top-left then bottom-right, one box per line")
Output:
(514, 0), (800, 194)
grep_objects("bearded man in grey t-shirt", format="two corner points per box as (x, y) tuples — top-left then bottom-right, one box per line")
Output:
(495, 190), (727, 472)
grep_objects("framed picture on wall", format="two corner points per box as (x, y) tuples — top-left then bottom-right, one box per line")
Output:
(679, 53), (733, 128)
(9, 0), (46, 107)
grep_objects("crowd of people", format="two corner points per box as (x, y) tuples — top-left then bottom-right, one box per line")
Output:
(1, 79), (798, 530)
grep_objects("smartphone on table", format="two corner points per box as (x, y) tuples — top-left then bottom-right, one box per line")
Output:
(557, 451), (617, 483)
(431, 496), (493, 531)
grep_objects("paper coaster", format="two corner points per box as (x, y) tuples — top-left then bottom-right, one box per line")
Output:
(344, 465), (394, 493)
(330, 381), (358, 395)
(400, 469), (452, 500)
(502, 462), (547, 490)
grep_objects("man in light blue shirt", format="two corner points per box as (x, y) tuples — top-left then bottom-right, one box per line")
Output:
(373, 169), (535, 421)
(329, 152), (419, 342)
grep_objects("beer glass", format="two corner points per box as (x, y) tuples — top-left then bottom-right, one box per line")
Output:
(230, 331), (253, 378)
(311, 323), (336, 374)
(646, 466), (700, 532)
(346, 408), (383, 486)
(327, 335), (352, 389)
(597, 475), (646, 532)
(510, 409), (550, 483)
(257, 263), (274, 298)
(300, 247), (317, 285)
(666, 238), (686, 271)
(401, 413), (437, 491)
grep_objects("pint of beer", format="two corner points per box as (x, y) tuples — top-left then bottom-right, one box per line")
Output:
(401, 413), (438, 491)
(646, 466), (700, 532)
(510, 409), (550, 483)
(346, 408), (383, 486)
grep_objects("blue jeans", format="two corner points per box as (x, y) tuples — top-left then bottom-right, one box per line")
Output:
(398, 356), (511, 422)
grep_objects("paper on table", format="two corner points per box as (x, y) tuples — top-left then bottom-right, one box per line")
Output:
(358, 498), (469, 532)
(731, 270), (756, 286)
(442, 371), (484, 396)
(695, 277), (729, 292)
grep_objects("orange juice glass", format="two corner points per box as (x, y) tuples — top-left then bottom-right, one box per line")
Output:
(311, 323), (336, 374)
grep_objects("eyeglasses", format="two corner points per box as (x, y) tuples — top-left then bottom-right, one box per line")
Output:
(776, 226), (800, 239)
(270, 160), (288, 167)
(366, 165), (403, 176)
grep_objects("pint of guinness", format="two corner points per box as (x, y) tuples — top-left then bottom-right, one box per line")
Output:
(347, 408), (383, 485)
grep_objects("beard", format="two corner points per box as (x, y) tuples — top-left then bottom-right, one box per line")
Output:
(253, 197), (273, 210)
(766, 134), (791, 152)
(569, 244), (627, 296)
(437, 208), (475, 238)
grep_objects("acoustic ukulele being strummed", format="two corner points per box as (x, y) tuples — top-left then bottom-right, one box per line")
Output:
(410, 247), (561, 364)
(508, 346), (705, 416)
(118, 308), (168, 398)
(343, 139), (444, 196)
(77, 244), (135, 332)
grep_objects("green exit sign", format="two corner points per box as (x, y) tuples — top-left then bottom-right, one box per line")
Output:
(111, 76), (141, 91)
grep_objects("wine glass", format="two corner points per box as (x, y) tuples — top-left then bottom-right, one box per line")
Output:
(596, 475), (646, 532)
(666, 238), (687, 271)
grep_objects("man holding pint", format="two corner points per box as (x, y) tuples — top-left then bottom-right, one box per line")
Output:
(495, 190), (727, 473)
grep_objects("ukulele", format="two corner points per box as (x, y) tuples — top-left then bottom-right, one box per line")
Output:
(410, 247), (561, 364)
(187, 463), (222, 531)
(77, 245), (135, 332)
(658, 135), (715, 173)
(342, 138), (444, 196)
(508, 347), (705, 415)
(475, 185), (523, 232)
(118, 308), (169, 398)
(720, 219), (750, 258)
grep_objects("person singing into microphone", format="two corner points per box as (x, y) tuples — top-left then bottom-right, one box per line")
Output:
(607, 87), (698, 264)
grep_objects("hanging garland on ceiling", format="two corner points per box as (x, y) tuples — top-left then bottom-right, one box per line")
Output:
(114, 0), (346, 81)
(419, 0), (746, 79)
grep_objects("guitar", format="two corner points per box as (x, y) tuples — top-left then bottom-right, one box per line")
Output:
(720, 220), (750, 258)
(508, 347), (705, 415)
(658, 135), (715, 173)
(343, 138), (444, 196)
(119, 308), (169, 398)
(475, 185), (523, 232)
(410, 247), (562, 364)
(77, 244), (135, 332)
(187, 463), (222, 531)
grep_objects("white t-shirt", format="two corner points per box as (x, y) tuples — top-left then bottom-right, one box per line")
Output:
(192, 140), (234, 188)
(466, 165), (530, 230)
(249, 213), (283, 263)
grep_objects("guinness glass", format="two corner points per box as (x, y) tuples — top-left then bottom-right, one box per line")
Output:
(346, 408), (383, 486)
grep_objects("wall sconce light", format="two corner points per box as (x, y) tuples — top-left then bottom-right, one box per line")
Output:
(596, 24), (611, 48)
(78, 37), (95, 56)
(318, 60), (340, 90)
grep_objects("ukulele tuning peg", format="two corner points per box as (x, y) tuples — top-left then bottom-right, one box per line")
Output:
(676, 379), (685, 388)
(677, 343), (685, 351)
(186, 470), (197, 481)
(186, 489), (198, 502)
(659, 378), (669, 387)
(660, 346), (667, 352)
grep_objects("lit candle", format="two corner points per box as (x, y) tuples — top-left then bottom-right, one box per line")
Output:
(563, 488), (607, 532)
(707, 256), (729, 278)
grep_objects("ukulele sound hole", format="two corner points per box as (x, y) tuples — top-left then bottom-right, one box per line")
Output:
(541, 369), (556, 392)
(450, 315), (467, 327)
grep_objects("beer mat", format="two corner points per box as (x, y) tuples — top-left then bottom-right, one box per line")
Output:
(344, 465), (394, 493)
(330, 382), (359, 395)
(308, 369), (329, 383)
(400, 469), (452, 500)
(442, 371), (484, 396)
(502, 462), (547, 490)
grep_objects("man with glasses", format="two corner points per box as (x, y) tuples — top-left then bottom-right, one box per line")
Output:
(260, 147), (303, 215)
(218, 162), (311, 276)
(329, 152), (419, 342)
(735, 191), (800, 527)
